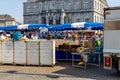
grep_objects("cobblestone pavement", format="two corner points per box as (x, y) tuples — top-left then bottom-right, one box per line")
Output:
(0, 61), (119, 80)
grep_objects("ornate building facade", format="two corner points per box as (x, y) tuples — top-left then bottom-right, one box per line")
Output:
(23, 0), (108, 25)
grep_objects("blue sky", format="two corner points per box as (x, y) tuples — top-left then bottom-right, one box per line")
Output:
(0, 0), (120, 23)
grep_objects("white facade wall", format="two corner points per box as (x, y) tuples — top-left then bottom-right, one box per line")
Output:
(93, 0), (108, 22)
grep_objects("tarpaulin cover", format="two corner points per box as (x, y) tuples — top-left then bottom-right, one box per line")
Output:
(0, 25), (17, 30)
(49, 22), (104, 30)
(0, 24), (48, 30)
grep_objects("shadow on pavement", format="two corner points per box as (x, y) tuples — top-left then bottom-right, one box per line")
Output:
(53, 61), (120, 80)
(0, 70), (69, 79)
(0, 61), (119, 80)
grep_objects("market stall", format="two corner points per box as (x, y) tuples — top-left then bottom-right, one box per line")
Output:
(49, 22), (104, 67)
(0, 22), (103, 68)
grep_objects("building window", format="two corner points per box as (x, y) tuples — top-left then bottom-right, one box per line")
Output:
(65, 16), (69, 23)
(58, 1), (61, 9)
(49, 17), (53, 25)
(39, 4), (42, 10)
(34, 20), (38, 24)
(41, 17), (46, 24)
(68, 3), (71, 10)
(26, 6), (30, 12)
(68, 16), (72, 22)
(100, 4), (102, 11)
(98, 2), (99, 10)
(76, 18), (80, 22)
(56, 16), (60, 25)
(83, 0), (89, 9)
(102, 17), (104, 22)
(76, 2), (80, 9)
(94, 1), (96, 9)
(50, 1), (55, 10)
(28, 21), (30, 24)
(33, 5), (37, 11)
(85, 18), (89, 22)
(60, 1), (64, 10)
(95, 15), (96, 22)
(97, 16), (99, 22)
(46, 4), (49, 10)
(96, 1), (98, 10)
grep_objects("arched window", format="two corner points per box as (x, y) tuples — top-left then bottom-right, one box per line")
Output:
(56, 16), (60, 25)
(68, 16), (72, 22)
(41, 17), (46, 24)
(49, 16), (53, 25)
(85, 18), (89, 22)
(76, 18), (80, 22)
(95, 15), (96, 22)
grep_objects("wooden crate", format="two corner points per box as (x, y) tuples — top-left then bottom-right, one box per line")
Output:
(1, 41), (13, 64)
(14, 41), (27, 65)
(40, 40), (55, 66)
(26, 41), (39, 65)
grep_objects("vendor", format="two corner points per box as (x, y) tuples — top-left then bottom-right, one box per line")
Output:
(96, 39), (101, 47)
(73, 33), (78, 41)
(22, 34), (27, 39)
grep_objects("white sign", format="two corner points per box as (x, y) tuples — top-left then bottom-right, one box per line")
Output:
(18, 24), (29, 29)
(71, 22), (85, 29)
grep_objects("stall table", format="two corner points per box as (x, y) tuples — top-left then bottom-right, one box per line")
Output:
(71, 51), (101, 69)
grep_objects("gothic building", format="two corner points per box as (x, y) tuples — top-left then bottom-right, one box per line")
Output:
(23, 0), (108, 25)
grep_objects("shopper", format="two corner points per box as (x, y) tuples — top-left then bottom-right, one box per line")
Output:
(47, 33), (52, 40)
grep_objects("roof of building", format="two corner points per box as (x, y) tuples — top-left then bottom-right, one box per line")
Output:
(0, 14), (15, 21)
(27, 0), (108, 5)
(100, 0), (107, 5)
